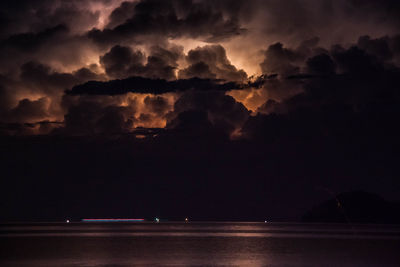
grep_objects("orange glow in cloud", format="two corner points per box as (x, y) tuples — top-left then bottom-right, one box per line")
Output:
(227, 88), (269, 113)
(88, 0), (129, 29)
(118, 92), (177, 129)
(171, 37), (261, 77)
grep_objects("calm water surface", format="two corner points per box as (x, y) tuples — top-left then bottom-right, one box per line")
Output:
(1, 222), (399, 266)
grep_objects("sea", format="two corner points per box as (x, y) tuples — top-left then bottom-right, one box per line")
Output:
(1, 222), (399, 266)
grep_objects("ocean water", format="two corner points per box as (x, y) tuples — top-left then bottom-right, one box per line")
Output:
(1, 222), (399, 266)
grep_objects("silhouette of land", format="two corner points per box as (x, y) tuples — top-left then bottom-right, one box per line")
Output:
(303, 191), (400, 224)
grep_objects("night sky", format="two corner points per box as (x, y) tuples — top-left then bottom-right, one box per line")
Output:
(1, 0), (400, 222)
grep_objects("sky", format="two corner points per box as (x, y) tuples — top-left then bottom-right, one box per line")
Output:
(1, 0), (400, 221)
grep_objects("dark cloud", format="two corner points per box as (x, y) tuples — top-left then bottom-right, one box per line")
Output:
(306, 54), (336, 75)
(66, 76), (242, 95)
(255, 34), (400, 109)
(260, 42), (301, 76)
(20, 61), (78, 94)
(0, 74), (18, 112)
(100, 44), (182, 80)
(65, 33), (400, 139)
(2, 0), (400, 221)
(0, 121), (62, 136)
(178, 62), (216, 80)
(249, 34), (400, 129)
(61, 100), (134, 135)
(260, 38), (323, 76)
(144, 45), (182, 80)
(246, 0), (400, 48)
(20, 61), (104, 95)
(8, 98), (50, 123)
(1, 24), (68, 52)
(344, 0), (400, 26)
(357, 35), (393, 62)
(0, 0), (100, 38)
(144, 95), (171, 115)
(106, 1), (138, 29)
(390, 35), (400, 58)
(256, 99), (282, 115)
(179, 45), (247, 81)
(167, 90), (250, 136)
(0, 61), (105, 127)
(59, 89), (175, 135)
(88, 0), (246, 45)
(331, 46), (385, 74)
(165, 109), (228, 140)
(62, 81), (249, 136)
(73, 66), (106, 81)
(100, 45), (146, 79)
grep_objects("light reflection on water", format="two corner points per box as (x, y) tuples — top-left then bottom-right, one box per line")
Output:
(1, 222), (400, 266)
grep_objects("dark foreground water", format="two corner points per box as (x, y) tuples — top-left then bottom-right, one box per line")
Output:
(1, 222), (399, 266)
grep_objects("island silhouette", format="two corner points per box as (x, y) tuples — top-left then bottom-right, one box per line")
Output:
(303, 191), (400, 224)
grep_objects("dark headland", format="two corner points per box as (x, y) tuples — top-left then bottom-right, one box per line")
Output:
(302, 191), (400, 224)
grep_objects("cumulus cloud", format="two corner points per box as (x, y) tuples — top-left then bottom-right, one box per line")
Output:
(0, 61), (106, 129)
(88, 0), (247, 45)
(60, 75), (250, 136)
(260, 38), (324, 76)
(20, 61), (104, 94)
(58, 90), (177, 135)
(144, 95), (171, 115)
(1, 24), (69, 53)
(62, 100), (135, 135)
(179, 45), (247, 81)
(100, 45), (146, 79)
(1, 0), (400, 138)
(8, 98), (51, 123)
(100, 44), (183, 80)
(0, 0), (101, 38)
(106, 1), (138, 29)
(306, 54), (336, 75)
(167, 90), (250, 137)
(243, 34), (400, 141)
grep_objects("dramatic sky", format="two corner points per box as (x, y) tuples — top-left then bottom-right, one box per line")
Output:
(1, 0), (400, 221)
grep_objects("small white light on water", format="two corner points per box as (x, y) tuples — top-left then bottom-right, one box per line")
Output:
(66, 219), (70, 223)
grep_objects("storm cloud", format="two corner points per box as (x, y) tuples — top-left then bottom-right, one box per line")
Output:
(87, 0), (247, 45)
(1, 0), (400, 221)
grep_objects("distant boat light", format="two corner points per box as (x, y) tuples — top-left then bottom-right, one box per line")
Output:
(66, 219), (70, 223)
(82, 218), (145, 222)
